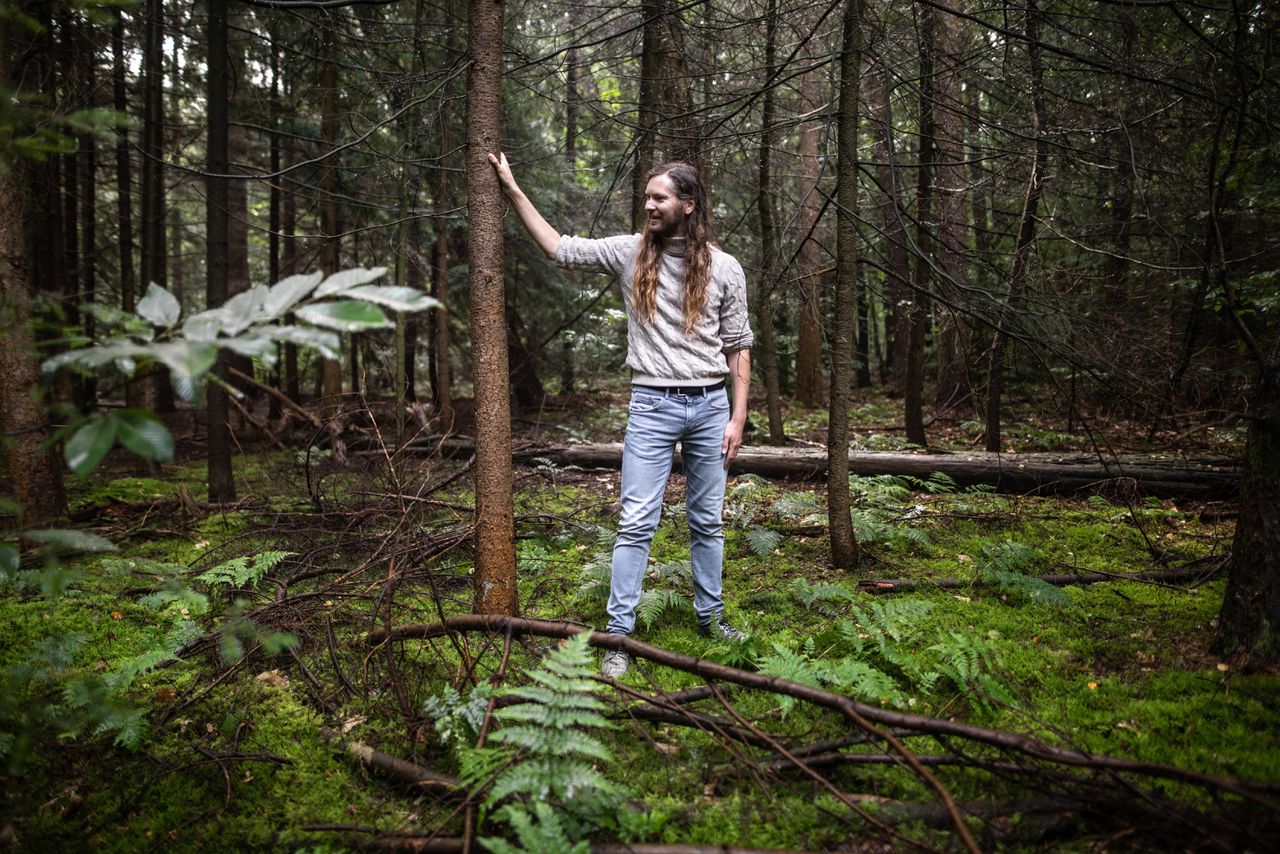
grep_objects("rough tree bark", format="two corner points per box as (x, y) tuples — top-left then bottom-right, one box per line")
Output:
(205, 0), (235, 502)
(1213, 366), (1280, 665)
(466, 0), (518, 616)
(631, 1), (663, 231)
(932, 0), (973, 413)
(869, 63), (910, 397)
(904, 6), (935, 449)
(318, 17), (343, 419)
(754, 0), (786, 445)
(793, 40), (825, 407)
(984, 0), (1048, 454)
(828, 0), (863, 571)
(0, 18), (68, 525)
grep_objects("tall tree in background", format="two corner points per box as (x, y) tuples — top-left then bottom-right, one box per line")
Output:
(466, 0), (517, 616)
(931, 0), (972, 413)
(828, 0), (863, 571)
(0, 12), (68, 525)
(205, 0), (235, 502)
(317, 15), (343, 418)
(792, 41), (824, 407)
(984, 0), (1048, 453)
(754, 0), (785, 445)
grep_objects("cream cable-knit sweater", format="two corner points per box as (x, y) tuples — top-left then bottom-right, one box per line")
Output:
(555, 233), (754, 387)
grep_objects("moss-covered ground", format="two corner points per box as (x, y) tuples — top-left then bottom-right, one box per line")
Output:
(1, 395), (1275, 852)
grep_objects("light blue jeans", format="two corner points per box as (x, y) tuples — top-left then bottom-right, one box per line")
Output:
(607, 385), (730, 635)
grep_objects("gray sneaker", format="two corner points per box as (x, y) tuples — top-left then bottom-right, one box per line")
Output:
(699, 617), (747, 642)
(600, 649), (631, 678)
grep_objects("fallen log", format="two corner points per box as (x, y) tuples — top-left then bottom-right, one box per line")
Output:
(405, 438), (1240, 500)
(319, 727), (459, 795)
(544, 443), (1239, 499)
(857, 559), (1227, 594)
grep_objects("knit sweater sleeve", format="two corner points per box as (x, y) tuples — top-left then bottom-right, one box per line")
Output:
(553, 233), (640, 277)
(717, 254), (754, 352)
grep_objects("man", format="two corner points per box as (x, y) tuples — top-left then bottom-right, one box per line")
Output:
(488, 152), (753, 677)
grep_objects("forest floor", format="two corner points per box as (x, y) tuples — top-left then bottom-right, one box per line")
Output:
(2, 385), (1276, 853)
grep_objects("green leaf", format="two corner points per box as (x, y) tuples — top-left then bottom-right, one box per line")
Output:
(313, 266), (388, 298)
(263, 272), (323, 318)
(23, 529), (118, 553)
(341, 285), (439, 313)
(295, 301), (391, 332)
(181, 308), (225, 342)
(136, 282), (182, 328)
(219, 285), (270, 335)
(42, 342), (153, 375)
(113, 410), (174, 462)
(266, 325), (340, 360)
(65, 415), (118, 477)
(153, 340), (219, 384)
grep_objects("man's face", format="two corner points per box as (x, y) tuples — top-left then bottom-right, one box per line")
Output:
(644, 174), (695, 238)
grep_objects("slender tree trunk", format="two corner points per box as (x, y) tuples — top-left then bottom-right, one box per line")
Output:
(869, 63), (910, 396)
(1213, 363), (1280, 666)
(431, 0), (457, 431)
(932, 0), (972, 413)
(318, 17), (343, 417)
(793, 45), (825, 407)
(112, 8), (145, 409)
(632, 1), (663, 231)
(904, 6), (936, 449)
(754, 0), (785, 444)
(206, 0), (235, 502)
(80, 49), (97, 406)
(984, 0), (1048, 454)
(268, 33), (282, 421)
(282, 86), (300, 403)
(466, 0), (518, 616)
(828, 0), (863, 571)
(0, 19), (68, 524)
(565, 45), (579, 165)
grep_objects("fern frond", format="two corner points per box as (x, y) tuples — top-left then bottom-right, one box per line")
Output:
(197, 550), (295, 589)
(636, 588), (689, 630)
(745, 526), (783, 558)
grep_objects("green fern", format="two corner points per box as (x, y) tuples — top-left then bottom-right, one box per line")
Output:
(789, 578), (855, 612)
(636, 588), (690, 630)
(975, 541), (1075, 609)
(481, 802), (590, 854)
(755, 643), (825, 718)
(462, 631), (625, 841)
(197, 550), (295, 589)
(744, 525), (783, 558)
(769, 492), (822, 524)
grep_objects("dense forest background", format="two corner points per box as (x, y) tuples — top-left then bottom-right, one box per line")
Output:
(1, 0), (1278, 850)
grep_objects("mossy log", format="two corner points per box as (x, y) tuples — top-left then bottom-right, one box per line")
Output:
(415, 438), (1240, 499)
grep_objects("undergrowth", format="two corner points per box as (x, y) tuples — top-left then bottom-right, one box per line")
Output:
(1, 444), (1272, 852)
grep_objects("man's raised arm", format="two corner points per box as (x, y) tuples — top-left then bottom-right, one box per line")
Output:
(487, 152), (560, 260)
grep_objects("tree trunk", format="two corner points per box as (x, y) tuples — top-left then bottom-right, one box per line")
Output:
(984, 0), (1048, 454)
(318, 18), (343, 418)
(268, 32), (282, 421)
(504, 443), (1239, 500)
(632, 1), (663, 231)
(904, 6), (935, 449)
(431, 0), (457, 431)
(828, 0), (863, 572)
(869, 64), (910, 397)
(1213, 366), (1280, 665)
(793, 44), (825, 407)
(0, 18), (68, 525)
(754, 0), (785, 445)
(205, 0), (235, 503)
(932, 0), (972, 413)
(466, 0), (518, 616)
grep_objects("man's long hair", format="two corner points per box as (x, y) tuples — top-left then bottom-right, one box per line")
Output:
(632, 162), (714, 335)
